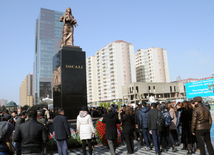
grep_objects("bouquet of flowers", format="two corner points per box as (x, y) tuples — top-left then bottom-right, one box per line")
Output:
(95, 117), (122, 146)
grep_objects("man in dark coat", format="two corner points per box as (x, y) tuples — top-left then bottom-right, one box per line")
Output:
(191, 97), (214, 155)
(148, 103), (161, 155)
(53, 109), (71, 155)
(135, 104), (144, 145)
(139, 101), (151, 150)
(13, 110), (48, 155)
(102, 107), (120, 155)
(15, 111), (26, 155)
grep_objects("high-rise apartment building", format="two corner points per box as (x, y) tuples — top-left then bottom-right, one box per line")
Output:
(135, 47), (170, 82)
(86, 56), (98, 104)
(0, 99), (7, 106)
(88, 40), (136, 104)
(33, 8), (63, 104)
(20, 74), (34, 107)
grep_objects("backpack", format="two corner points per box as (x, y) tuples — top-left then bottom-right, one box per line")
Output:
(156, 111), (165, 133)
(162, 111), (171, 127)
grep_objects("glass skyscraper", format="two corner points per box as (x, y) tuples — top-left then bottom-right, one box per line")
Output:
(33, 8), (64, 104)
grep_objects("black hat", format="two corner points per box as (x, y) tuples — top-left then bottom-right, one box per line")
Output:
(81, 106), (88, 111)
(0, 122), (14, 142)
(193, 96), (202, 103)
(159, 103), (166, 111)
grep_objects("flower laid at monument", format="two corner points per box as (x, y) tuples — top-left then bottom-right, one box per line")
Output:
(47, 129), (82, 150)
(95, 117), (122, 146)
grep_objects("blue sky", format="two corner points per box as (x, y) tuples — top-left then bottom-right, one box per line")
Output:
(0, 0), (214, 104)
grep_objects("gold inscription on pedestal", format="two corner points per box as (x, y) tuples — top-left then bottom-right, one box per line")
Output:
(65, 65), (83, 69)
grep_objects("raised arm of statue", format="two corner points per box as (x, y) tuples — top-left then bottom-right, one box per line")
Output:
(59, 16), (64, 22)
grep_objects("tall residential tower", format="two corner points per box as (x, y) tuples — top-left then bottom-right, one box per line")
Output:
(33, 8), (63, 104)
(86, 56), (98, 104)
(87, 40), (136, 104)
(135, 47), (170, 82)
(20, 74), (34, 107)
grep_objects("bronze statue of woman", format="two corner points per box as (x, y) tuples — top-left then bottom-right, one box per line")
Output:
(60, 7), (78, 47)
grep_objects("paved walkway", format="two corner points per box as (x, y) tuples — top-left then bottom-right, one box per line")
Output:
(48, 141), (201, 155)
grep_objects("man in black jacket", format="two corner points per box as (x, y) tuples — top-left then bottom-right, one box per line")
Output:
(15, 111), (26, 155)
(53, 109), (71, 155)
(13, 110), (48, 155)
(135, 104), (144, 145)
(148, 103), (161, 155)
(102, 107), (120, 155)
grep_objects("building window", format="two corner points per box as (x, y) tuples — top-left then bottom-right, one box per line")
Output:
(148, 86), (150, 90)
(136, 86), (139, 93)
(174, 86), (176, 92)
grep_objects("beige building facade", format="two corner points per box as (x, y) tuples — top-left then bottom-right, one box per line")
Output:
(86, 56), (98, 104)
(20, 74), (34, 107)
(122, 82), (186, 104)
(87, 40), (136, 105)
(136, 47), (170, 83)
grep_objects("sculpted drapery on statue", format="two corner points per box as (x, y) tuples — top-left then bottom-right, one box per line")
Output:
(60, 7), (78, 47)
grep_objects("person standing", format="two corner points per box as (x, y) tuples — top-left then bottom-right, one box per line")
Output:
(159, 104), (177, 152)
(13, 110), (48, 155)
(181, 101), (196, 154)
(15, 111), (26, 155)
(9, 111), (18, 127)
(138, 101), (151, 150)
(76, 106), (95, 155)
(121, 106), (135, 154)
(191, 97), (214, 155)
(176, 102), (185, 147)
(167, 103), (179, 145)
(102, 107), (120, 155)
(53, 109), (71, 155)
(148, 103), (162, 155)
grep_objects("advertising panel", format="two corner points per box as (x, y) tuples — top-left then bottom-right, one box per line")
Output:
(185, 78), (214, 99)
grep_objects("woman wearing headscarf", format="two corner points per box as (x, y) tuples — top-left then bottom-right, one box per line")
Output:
(77, 106), (95, 155)
(0, 121), (14, 155)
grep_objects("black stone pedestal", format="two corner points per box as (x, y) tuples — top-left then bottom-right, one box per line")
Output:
(53, 46), (87, 119)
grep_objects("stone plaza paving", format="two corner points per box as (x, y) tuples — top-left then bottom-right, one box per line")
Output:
(48, 111), (214, 155)
(48, 142), (201, 155)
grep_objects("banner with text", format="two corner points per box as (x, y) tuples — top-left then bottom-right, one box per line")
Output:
(185, 78), (214, 98)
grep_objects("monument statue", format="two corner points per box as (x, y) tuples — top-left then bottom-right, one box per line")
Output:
(60, 7), (78, 47)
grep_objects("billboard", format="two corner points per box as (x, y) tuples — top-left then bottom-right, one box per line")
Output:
(185, 78), (214, 99)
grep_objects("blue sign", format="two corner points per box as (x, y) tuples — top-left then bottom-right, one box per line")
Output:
(185, 78), (214, 98)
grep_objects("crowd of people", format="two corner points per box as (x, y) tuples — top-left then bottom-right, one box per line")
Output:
(0, 96), (213, 155)
(0, 107), (51, 155)
(76, 96), (213, 155)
